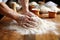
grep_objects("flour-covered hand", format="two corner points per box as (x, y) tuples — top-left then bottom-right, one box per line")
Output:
(16, 14), (37, 28)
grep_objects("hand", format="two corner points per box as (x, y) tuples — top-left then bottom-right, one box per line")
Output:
(21, 11), (36, 17)
(16, 14), (37, 28)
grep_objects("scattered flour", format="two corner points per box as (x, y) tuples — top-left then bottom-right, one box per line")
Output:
(3, 16), (59, 35)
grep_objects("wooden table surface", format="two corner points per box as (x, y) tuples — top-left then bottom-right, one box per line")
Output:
(0, 14), (60, 40)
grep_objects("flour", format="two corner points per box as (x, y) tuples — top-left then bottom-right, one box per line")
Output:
(45, 1), (60, 12)
(39, 5), (52, 13)
(3, 16), (59, 35)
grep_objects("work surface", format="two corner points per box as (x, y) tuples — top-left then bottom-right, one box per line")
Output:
(0, 14), (60, 40)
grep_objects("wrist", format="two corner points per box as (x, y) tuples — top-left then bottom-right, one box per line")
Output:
(14, 14), (23, 21)
(22, 8), (29, 13)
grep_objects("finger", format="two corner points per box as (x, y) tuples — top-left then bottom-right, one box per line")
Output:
(24, 23), (35, 28)
(26, 21), (37, 26)
(24, 17), (37, 26)
(22, 25), (29, 29)
(26, 16), (36, 22)
(24, 17), (30, 23)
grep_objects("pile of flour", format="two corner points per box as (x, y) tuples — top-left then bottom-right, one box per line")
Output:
(3, 16), (59, 35)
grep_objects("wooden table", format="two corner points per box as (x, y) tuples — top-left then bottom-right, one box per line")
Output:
(0, 14), (60, 40)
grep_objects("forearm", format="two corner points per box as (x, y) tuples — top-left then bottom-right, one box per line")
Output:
(0, 2), (19, 20)
(20, 0), (29, 12)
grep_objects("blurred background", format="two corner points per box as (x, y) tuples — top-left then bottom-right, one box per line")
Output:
(30, 0), (60, 6)
(13, 0), (60, 6)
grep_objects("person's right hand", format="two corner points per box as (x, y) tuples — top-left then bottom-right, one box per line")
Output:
(15, 14), (37, 28)
(21, 11), (36, 17)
